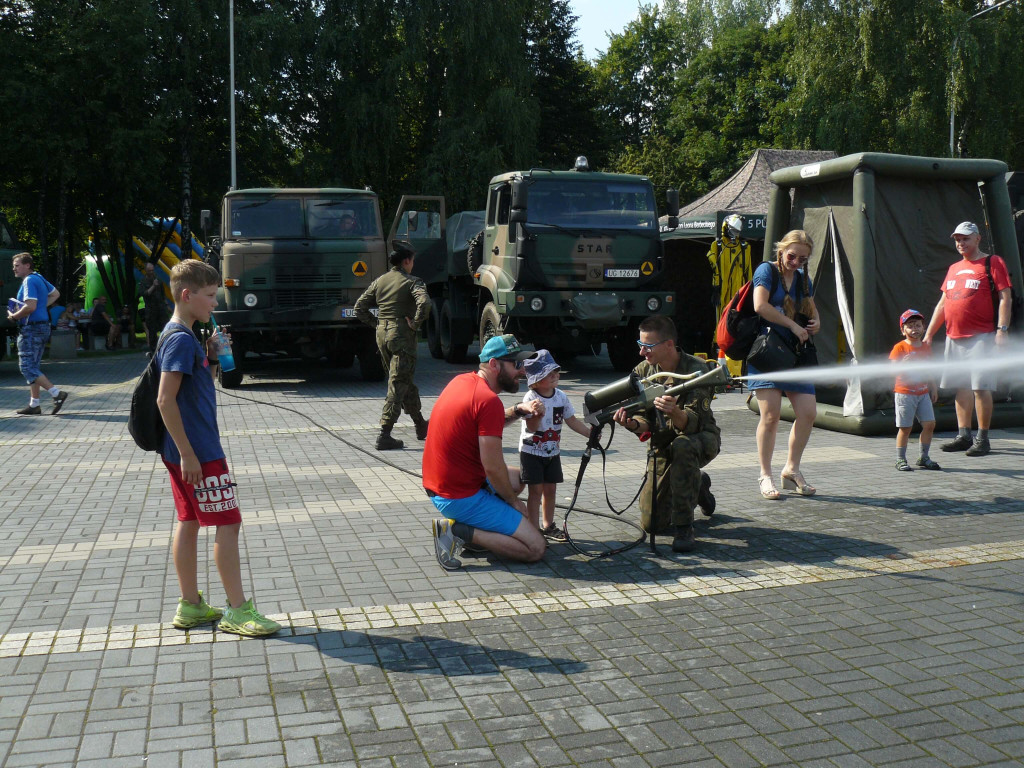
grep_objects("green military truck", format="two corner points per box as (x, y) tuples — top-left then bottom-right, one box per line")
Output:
(392, 158), (678, 371)
(0, 213), (25, 361)
(209, 188), (388, 387)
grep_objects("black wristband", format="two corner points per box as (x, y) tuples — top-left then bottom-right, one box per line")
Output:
(513, 405), (525, 418)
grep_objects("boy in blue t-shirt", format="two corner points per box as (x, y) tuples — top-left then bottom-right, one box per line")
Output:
(157, 259), (279, 636)
(7, 253), (69, 415)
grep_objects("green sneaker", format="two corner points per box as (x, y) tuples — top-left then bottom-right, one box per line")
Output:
(172, 591), (223, 629)
(218, 599), (281, 637)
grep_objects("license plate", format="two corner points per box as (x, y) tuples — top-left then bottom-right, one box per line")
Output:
(341, 308), (357, 318)
(605, 269), (639, 278)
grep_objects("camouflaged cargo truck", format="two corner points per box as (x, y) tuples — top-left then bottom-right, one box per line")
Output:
(391, 158), (679, 371)
(211, 188), (388, 387)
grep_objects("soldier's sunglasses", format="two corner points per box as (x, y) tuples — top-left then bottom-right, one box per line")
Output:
(637, 339), (667, 350)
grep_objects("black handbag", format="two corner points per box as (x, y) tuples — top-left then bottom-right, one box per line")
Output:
(747, 327), (797, 372)
(796, 340), (818, 368)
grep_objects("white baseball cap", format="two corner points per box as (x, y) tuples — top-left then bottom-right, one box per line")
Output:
(951, 221), (979, 237)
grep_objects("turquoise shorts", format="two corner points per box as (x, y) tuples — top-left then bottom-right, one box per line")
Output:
(429, 486), (523, 537)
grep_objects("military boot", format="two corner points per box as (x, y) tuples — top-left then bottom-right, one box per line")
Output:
(414, 417), (429, 441)
(671, 524), (696, 553)
(376, 426), (404, 451)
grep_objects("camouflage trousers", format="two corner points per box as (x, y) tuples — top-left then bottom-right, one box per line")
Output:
(377, 321), (422, 427)
(640, 430), (720, 534)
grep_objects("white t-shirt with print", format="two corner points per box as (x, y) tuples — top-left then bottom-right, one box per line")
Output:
(519, 388), (575, 457)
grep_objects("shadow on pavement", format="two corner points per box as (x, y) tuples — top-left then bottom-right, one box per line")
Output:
(276, 630), (583, 675)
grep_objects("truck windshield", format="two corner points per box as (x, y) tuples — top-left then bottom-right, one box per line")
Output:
(227, 198), (304, 238)
(226, 196), (381, 239)
(307, 198), (381, 239)
(526, 179), (657, 230)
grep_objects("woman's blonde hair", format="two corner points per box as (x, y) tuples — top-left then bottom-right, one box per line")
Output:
(773, 230), (815, 321)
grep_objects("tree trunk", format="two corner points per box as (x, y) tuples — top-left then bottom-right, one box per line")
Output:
(55, 175), (68, 294)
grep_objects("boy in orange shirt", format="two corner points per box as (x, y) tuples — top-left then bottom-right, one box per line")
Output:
(889, 309), (940, 471)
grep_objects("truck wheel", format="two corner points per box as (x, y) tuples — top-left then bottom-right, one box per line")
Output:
(440, 300), (468, 363)
(218, 365), (243, 388)
(358, 337), (385, 381)
(466, 232), (484, 273)
(479, 301), (502, 348)
(426, 297), (443, 359)
(607, 334), (638, 372)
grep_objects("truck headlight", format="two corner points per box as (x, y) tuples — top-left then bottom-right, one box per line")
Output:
(244, 293), (258, 308)
(530, 297), (544, 312)
(646, 296), (661, 312)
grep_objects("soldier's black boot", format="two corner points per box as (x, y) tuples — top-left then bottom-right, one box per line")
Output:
(671, 524), (696, 553)
(697, 472), (715, 517)
(376, 426), (404, 451)
(413, 416), (429, 441)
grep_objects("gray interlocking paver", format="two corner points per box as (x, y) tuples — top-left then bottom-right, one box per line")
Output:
(3, 348), (1024, 765)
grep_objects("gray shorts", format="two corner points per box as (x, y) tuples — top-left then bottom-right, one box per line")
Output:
(940, 333), (997, 391)
(894, 392), (935, 429)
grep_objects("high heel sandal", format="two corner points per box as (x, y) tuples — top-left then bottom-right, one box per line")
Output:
(780, 470), (816, 496)
(758, 475), (780, 500)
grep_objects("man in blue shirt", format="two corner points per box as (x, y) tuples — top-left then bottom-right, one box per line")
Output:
(7, 253), (68, 415)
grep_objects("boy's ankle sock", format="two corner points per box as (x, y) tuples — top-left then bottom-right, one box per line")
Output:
(451, 522), (474, 542)
(29, 397), (40, 407)
(958, 427), (971, 439)
(47, 385), (60, 397)
(977, 428), (989, 440)
(920, 443), (931, 459)
(897, 446), (907, 461)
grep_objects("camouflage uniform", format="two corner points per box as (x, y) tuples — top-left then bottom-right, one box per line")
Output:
(139, 271), (169, 350)
(354, 265), (431, 427)
(632, 351), (721, 534)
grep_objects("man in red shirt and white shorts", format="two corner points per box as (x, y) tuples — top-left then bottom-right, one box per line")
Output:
(923, 221), (1012, 457)
(422, 334), (546, 570)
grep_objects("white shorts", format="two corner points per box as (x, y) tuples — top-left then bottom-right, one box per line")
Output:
(940, 333), (997, 391)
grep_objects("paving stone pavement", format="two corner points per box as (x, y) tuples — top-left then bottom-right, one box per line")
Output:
(0, 344), (1022, 767)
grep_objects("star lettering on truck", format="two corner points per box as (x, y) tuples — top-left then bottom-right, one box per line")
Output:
(352, 261), (367, 277)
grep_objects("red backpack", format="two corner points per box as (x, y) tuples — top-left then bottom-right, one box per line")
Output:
(715, 264), (777, 360)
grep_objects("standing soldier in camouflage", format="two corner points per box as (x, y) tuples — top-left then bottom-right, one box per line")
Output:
(140, 262), (170, 352)
(355, 242), (431, 450)
(612, 315), (720, 553)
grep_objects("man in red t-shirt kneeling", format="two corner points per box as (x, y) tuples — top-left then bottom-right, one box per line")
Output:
(422, 334), (546, 570)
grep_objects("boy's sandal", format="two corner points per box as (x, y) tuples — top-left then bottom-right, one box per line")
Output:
(540, 523), (567, 542)
(758, 475), (780, 500)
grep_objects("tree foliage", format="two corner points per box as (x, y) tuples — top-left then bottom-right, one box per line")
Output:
(1, 0), (1021, 293)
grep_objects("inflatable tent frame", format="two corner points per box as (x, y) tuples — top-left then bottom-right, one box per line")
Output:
(757, 152), (1024, 435)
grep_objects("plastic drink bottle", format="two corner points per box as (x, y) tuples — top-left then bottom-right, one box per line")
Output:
(209, 316), (236, 372)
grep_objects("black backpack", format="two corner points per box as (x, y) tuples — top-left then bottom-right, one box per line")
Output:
(128, 327), (190, 452)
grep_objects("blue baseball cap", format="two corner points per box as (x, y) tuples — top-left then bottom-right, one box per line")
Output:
(479, 334), (537, 364)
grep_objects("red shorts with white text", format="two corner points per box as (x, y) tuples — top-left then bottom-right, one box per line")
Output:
(163, 457), (242, 527)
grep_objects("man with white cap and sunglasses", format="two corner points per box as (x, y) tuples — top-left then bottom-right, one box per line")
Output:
(923, 221), (1012, 457)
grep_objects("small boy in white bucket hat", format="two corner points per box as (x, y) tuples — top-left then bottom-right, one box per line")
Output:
(518, 350), (592, 540)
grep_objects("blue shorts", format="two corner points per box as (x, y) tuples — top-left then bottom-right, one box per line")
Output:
(429, 486), (523, 537)
(17, 323), (50, 383)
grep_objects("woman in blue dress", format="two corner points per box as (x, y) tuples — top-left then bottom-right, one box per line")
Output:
(749, 230), (819, 499)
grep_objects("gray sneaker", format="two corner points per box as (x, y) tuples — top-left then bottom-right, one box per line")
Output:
(432, 518), (464, 571)
(965, 438), (990, 457)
